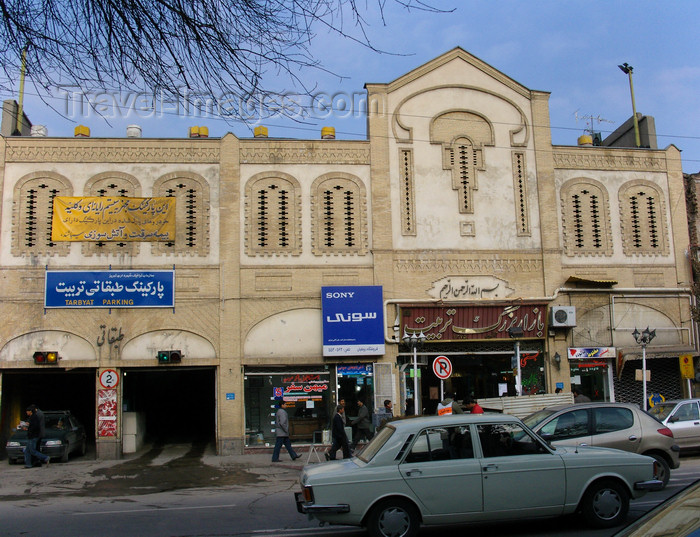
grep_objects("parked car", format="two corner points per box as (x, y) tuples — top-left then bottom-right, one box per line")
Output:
(295, 414), (663, 537)
(523, 402), (680, 488)
(6, 410), (87, 464)
(612, 479), (700, 537)
(647, 399), (700, 452)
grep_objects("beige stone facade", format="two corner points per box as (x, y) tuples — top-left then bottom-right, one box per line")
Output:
(0, 48), (696, 458)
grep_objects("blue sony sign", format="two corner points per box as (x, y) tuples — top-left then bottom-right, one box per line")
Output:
(322, 286), (385, 357)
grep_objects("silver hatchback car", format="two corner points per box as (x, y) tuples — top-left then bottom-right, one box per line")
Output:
(648, 399), (700, 452)
(523, 402), (680, 488)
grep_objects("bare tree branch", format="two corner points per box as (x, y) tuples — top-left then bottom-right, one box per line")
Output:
(0, 0), (452, 123)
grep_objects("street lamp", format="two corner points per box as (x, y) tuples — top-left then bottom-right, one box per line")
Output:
(403, 329), (426, 415)
(618, 62), (641, 148)
(508, 326), (524, 396)
(632, 327), (656, 410)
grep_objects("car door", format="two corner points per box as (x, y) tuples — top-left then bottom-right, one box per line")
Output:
(538, 409), (592, 447)
(477, 422), (565, 517)
(668, 402), (700, 449)
(590, 407), (642, 452)
(400, 425), (483, 516)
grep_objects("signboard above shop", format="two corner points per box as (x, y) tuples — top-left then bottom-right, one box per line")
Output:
(322, 286), (385, 356)
(45, 270), (174, 308)
(400, 302), (547, 342)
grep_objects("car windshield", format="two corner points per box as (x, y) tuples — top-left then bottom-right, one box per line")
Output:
(45, 415), (68, 430)
(522, 408), (556, 430)
(648, 404), (675, 421)
(357, 425), (394, 463)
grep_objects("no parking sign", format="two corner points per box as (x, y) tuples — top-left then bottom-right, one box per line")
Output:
(432, 356), (452, 380)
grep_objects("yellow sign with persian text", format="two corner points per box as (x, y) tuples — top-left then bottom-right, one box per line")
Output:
(51, 197), (176, 242)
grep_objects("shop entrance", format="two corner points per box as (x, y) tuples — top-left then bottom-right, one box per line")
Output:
(570, 360), (612, 401)
(337, 364), (375, 427)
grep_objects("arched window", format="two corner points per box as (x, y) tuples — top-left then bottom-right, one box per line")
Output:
(561, 178), (613, 257)
(152, 172), (210, 257)
(311, 173), (368, 255)
(12, 172), (71, 257)
(82, 172), (141, 257)
(444, 137), (481, 214)
(245, 173), (301, 256)
(619, 180), (669, 256)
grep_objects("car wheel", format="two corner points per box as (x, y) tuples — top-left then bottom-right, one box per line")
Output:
(61, 442), (70, 463)
(79, 439), (87, 457)
(367, 498), (419, 537)
(648, 453), (670, 488)
(580, 479), (629, 528)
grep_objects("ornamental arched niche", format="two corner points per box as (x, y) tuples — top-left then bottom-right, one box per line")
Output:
(244, 309), (322, 361)
(392, 85), (529, 147)
(560, 177), (613, 257)
(121, 330), (216, 360)
(0, 330), (95, 364)
(12, 171), (73, 257)
(310, 172), (368, 256)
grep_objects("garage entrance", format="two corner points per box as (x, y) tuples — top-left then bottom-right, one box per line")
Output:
(121, 367), (216, 446)
(0, 369), (96, 460)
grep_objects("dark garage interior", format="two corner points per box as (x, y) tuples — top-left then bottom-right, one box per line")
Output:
(0, 369), (96, 460)
(122, 367), (216, 445)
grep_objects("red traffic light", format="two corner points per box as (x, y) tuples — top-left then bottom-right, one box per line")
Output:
(33, 351), (59, 365)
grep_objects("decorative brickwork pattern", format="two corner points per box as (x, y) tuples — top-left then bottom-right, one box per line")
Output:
(442, 137), (483, 214)
(512, 152), (530, 236)
(82, 172), (142, 257)
(619, 180), (669, 257)
(561, 178), (613, 257)
(11, 171), (72, 257)
(5, 142), (220, 163)
(152, 172), (210, 257)
(395, 256), (542, 273)
(240, 142), (369, 164)
(245, 172), (302, 257)
(399, 149), (417, 236)
(311, 173), (368, 256)
(553, 150), (666, 171)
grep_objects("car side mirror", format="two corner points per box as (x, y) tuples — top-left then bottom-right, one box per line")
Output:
(669, 416), (679, 423)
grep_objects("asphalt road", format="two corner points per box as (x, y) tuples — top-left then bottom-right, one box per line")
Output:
(1, 443), (698, 537)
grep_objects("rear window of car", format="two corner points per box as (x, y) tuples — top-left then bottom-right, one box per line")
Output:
(522, 409), (556, 430)
(357, 425), (394, 463)
(593, 407), (634, 433)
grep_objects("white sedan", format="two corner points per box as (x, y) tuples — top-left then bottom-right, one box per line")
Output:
(295, 414), (662, 537)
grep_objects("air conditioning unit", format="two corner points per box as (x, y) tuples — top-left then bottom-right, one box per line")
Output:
(549, 306), (576, 328)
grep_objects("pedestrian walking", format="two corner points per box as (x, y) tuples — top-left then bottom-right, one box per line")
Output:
(325, 405), (351, 460)
(23, 404), (50, 468)
(271, 401), (301, 462)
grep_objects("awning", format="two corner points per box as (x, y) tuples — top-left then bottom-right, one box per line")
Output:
(615, 345), (697, 378)
(566, 276), (618, 287)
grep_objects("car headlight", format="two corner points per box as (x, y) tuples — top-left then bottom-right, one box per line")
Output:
(44, 440), (63, 446)
(6, 441), (21, 447)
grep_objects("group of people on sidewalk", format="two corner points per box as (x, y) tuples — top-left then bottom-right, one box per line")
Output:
(271, 393), (483, 463)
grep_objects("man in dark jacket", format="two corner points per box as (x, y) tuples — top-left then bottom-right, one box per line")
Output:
(325, 405), (351, 460)
(350, 399), (371, 449)
(24, 404), (50, 468)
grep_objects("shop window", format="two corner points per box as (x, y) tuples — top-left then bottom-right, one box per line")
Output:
(12, 172), (71, 257)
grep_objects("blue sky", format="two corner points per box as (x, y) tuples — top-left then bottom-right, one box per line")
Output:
(11, 1), (700, 173)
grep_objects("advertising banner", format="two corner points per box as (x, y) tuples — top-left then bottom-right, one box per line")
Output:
(45, 270), (174, 308)
(322, 286), (385, 356)
(51, 196), (175, 242)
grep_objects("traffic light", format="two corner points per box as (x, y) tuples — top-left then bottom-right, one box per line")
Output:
(157, 350), (182, 364)
(33, 351), (59, 365)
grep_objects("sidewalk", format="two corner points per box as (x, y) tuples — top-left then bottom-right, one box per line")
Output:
(0, 442), (319, 501)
